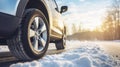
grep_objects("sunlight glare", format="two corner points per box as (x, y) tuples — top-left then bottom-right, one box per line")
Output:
(82, 21), (102, 31)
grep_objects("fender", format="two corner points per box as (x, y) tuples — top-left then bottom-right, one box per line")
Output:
(16, 0), (29, 17)
(16, 0), (53, 31)
(41, 0), (53, 33)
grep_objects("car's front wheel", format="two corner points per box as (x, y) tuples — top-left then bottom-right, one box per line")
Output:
(7, 9), (49, 61)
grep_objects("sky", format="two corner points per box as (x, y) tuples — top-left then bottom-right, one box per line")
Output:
(56, 0), (113, 33)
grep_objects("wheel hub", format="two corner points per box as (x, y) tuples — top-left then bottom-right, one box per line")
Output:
(35, 31), (40, 36)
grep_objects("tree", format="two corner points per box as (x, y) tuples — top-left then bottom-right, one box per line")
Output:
(112, 0), (120, 39)
(102, 0), (120, 40)
(102, 12), (115, 40)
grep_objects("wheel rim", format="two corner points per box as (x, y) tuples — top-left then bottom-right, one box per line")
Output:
(29, 17), (47, 52)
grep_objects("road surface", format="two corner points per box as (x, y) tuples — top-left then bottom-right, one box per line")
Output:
(96, 41), (120, 60)
(0, 41), (120, 67)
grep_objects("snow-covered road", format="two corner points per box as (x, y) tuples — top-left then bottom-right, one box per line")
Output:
(0, 40), (120, 67)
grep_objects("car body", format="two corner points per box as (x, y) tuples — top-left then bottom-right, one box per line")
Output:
(0, 0), (68, 60)
(0, 0), (66, 40)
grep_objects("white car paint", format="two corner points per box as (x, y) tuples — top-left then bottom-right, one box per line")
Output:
(0, 0), (20, 16)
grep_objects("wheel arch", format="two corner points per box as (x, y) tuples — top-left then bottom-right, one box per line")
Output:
(16, 0), (52, 30)
(25, 0), (50, 24)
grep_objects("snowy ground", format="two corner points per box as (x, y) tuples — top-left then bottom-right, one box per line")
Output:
(7, 40), (120, 67)
(113, 40), (120, 42)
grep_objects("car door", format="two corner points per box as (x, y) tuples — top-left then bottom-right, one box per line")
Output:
(50, 0), (64, 37)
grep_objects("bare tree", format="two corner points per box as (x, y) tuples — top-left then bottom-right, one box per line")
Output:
(112, 0), (120, 39)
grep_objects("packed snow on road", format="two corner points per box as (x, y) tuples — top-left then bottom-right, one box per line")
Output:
(0, 40), (120, 67)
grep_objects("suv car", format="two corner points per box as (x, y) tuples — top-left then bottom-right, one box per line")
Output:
(0, 0), (68, 61)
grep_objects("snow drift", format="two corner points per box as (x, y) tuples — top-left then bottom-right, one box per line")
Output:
(8, 40), (120, 67)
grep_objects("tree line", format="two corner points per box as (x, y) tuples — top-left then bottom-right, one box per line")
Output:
(67, 0), (120, 40)
(102, 0), (120, 40)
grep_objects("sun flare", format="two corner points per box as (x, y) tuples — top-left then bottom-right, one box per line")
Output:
(81, 21), (102, 31)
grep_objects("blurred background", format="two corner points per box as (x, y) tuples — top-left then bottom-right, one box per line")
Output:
(57, 0), (120, 41)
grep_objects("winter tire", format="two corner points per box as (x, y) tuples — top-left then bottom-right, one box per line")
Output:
(7, 9), (49, 61)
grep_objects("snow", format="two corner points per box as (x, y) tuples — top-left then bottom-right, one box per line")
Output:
(9, 40), (120, 67)
(113, 40), (120, 42)
(0, 46), (9, 52)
